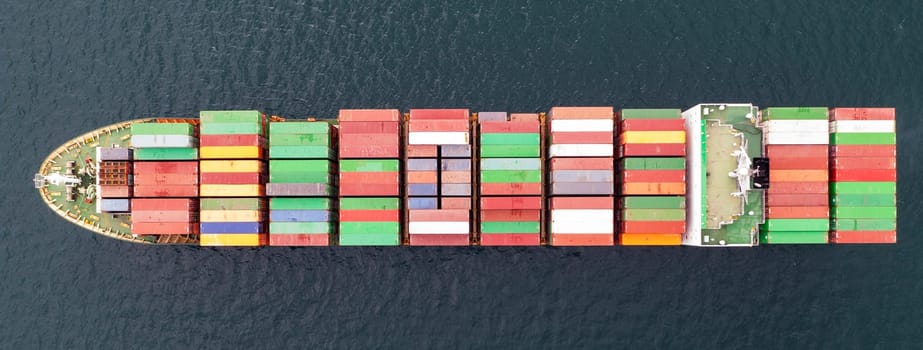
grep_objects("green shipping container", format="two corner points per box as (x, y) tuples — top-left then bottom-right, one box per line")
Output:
(831, 194), (896, 207)
(200, 110), (263, 123)
(269, 146), (335, 159)
(620, 196), (686, 209)
(621, 208), (685, 221)
(270, 159), (333, 173)
(480, 170), (542, 183)
(339, 232), (400, 246)
(833, 218), (896, 231)
(759, 231), (829, 244)
(200, 122), (263, 135)
(480, 221), (541, 234)
(830, 133), (896, 145)
(269, 134), (331, 146)
(831, 182), (896, 194)
(339, 198), (400, 210)
(131, 123), (195, 136)
(270, 198), (332, 210)
(269, 222), (332, 234)
(201, 198), (264, 210)
(621, 157), (686, 170)
(269, 172), (333, 184)
(133, 147), (198, 160)
(268, 122), (331, 135)
(761, 218), (830, 232)
(620, 109), (681, 120)
(480, 133), (540, 145)
(832, 206), (897, 219)
(761, 107), (828, 120)
(339, 222), (400, 235)
(480, 144), (541, 158)
(339, 159), (399, 172)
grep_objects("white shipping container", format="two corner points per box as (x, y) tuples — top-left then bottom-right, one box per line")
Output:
(550, 119), (614, 132)
(764, 132), (829, 145)
(100, 198), (130, 213)
(131, 135), (196, 148)
(551, 221), (614, 234)
(551, 209), (614, 222)
(408, 132), (469, 145)
(763, 120), (829, 134)
(408, 221), (470, 234)
(549, 144), (614, 157)
(829, 120), (895, 133)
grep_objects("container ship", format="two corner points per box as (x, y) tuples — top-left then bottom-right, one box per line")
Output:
(33, 106), (897, 247)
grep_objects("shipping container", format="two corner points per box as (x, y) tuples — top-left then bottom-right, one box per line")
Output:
(338, 109), (401, 122)
(131, 222), (198, 235)
(619, 143), (686, 157)
(830, 133), (896, 145)
(550, 120), (614, 132)
(409, 109), (470, 120)
(550, 131), (614, 144)
(759, 231), (828, 244)
(550, 234), (614, 246)
(548, 144), (614, 157)
(619, 109), (681, 120)
(199, 234), (266, 246)
(829, 120), (895, 133)
(131, 135), (196, 148)
(133, 185), (199, 197)
(408, 234), (470, 246)
(620, 131), (686, 144)
(548, 107), (613, 120)
(619, 233), (682, 246)
(133, 148), (198, 160)
(829, 108), (895, 121)
(131, 122), (195, 136)
(200, 134), (264, 147)
(269, 234), (329, 246)
(199, 146), (264, 159)
(829, 230), (896, 244)
(831, 145), (896, 157)
(200, 110), (264, 123)
(199, 184), (263, 197)
(619, 119), (685, 131)
(479, 234), (541, 246)
(761, 107), (828, 120)
(265, 183), (334, 197)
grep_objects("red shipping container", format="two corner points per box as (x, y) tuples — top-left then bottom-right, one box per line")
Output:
(550, 132), (614, 145)
(765, 145), (828, 159)
(766, 206), (829, 219)
(131, 222), (198, 235)
(480, 209), (541, 222)
(508, 113), (538, 122)
(338, 109), (401, 122)
(200, 173), (263, 185)
(479, 121), (540, 133)
(131, 210), (197, 222)
(408, 120), (469, 132)
(766, 193), (829, 207)
(339, 145), (400, 158)
(770, 157), (828, 170)
(338, 121), (400, 134)
(409, 109), (469, 120)
(338, 209), (400, 222)
(480, 183), (542, 195)
(269, 234), (329, 246)
(548, 107), (613, 120)
(200, 134), (264, 147)
(766, 182), (829, 194)
(831, 168), (896, 182)
(98, 185), (131, 198)
(551, 234), (614, 246)
(831, 145), (896, 157)
(406, 145), (438, 158)
(480, 196), (542, 210)
(830, 230), (896, 244)
(133, 161), (198, 174)
(551, 158), (614, 171)
(622, 170), (685, 183)
(441, 171), (471, 184)
(339, 183), (399, 196)
(338, 133), (399, 147)
(409, 209), (469, 222)
(409, 234), (470, 246)
(619, 143), (686, 157)
(619, 119), (685, 132)
(551, 197), (614, 209)
(131, 198), (196, 211)
(832, 157), (896, 170)
(441, 197), (472, 209)
(133, 173), (200, 185)
(620, 221), (685, 234)
(830, 108), (895, 121)
(480, 234), (540, 246)
(339, 172), (400, 185)
(133, 185), (199, 197)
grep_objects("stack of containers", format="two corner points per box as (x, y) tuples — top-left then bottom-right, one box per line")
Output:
(96, 147), (132, 213)
(759, 107), (830, 244)
(267, 121), (337, 246)
(828, 108), (897, 244)
(616, 109), (686, 246)
(338, 109), (402, 246)
(198, 111), (268, 246)
(547, 107), (615, 246)
(406, 109), (472, 246)
(477, 112), (542, 246)
(129, 121), (200, 236)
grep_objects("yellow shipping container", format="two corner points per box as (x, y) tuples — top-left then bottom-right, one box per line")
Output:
(199, 146), (263, 159)
(199, 160), (264, 173)
(619, 131), (685, 144)
(200, 210), (263, 222)
(200, 184), (264, 197)
(619, 233), (682, 246)
(200, 234), (266, 247)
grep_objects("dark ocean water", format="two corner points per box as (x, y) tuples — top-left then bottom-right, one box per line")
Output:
(2, 0), (922, 348)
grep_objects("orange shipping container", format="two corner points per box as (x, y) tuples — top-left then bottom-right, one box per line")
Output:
(769, 169), (828, 182)
(407, 171), (438, 184)
(551, 234), (614, 246)
(548, 107), (613, 120)
(766, 206), (829, 219)
(770, 157), (828, 170)
(619, 233), (682, 246)
(621, 182), (685, 195)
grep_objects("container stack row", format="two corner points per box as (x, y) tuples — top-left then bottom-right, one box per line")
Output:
(477, 112), (543, 246)
(616, 109), (686, 245)
(268, 121), (337, 246)
(338, 109), (402, 246)
(96, 147), (133, 213)
(828, 108), (897, 244)
(547, 107), (615, 246)
(759, 108), (830, 244)
(405, 109), (473, 246)
(198, 111), (268, 246)
(129, 122), (200, 236)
